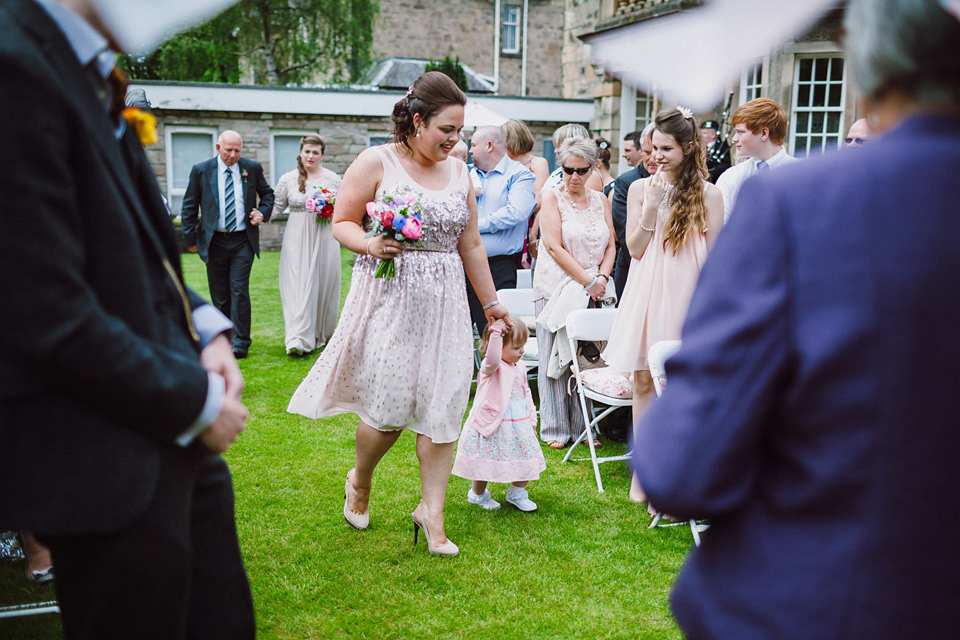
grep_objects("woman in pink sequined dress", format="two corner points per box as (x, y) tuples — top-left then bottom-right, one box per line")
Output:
(602, 108), (724, 505)
(288, 72), (508, 556)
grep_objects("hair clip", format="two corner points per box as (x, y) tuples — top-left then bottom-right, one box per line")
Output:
(598, 141), (609, 149)
(406, 87), (415, 99)
(676, 106), (693, 120)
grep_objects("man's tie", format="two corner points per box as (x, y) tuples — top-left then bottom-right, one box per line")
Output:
(756, 160), (770, 173)
(224, 168), (237, 231)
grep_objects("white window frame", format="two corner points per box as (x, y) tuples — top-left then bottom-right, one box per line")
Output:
(368, 135), (391, 147)
(164, 126), (217, 218)
(502, 4), (521, 54)
(789, 54), (847, 158)
(617, 86), (655, 174)
(739, 61), (763, 104)
(270, 131), (316, 186)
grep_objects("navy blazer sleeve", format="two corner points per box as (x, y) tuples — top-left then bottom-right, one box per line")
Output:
(250, 161), (275, 220)
(633, 178), (794, 519)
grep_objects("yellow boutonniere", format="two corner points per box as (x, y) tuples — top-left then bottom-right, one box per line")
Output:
(122, 107), (158, 146)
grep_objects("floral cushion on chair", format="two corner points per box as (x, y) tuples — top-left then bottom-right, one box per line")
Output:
(578, 367), (633, 399)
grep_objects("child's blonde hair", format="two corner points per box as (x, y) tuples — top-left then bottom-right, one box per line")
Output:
(479, 318), (529, 357)
(450, 139), (469, 162)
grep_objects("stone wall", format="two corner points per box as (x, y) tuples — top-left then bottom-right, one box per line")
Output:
(372, 0), (566, 98)
(150, 110), (564, 251)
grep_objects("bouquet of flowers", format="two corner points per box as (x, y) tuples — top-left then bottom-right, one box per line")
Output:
(305, 186), (336, 225)
(364, 185), (425, 279)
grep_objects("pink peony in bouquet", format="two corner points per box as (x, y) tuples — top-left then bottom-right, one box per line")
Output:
(364, 185), (425, 279)
(305, 186), (336, 225)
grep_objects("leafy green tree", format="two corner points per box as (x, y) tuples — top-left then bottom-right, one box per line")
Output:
(121, 0), (379, 85)
(425, 55), (469, 93)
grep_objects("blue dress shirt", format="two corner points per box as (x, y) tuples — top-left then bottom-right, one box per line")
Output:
(470, 154), (537, 257)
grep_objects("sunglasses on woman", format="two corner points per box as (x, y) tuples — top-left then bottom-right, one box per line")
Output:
(562, 165), (591, 176)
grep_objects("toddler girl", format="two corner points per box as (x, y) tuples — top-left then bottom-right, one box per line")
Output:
(453, 318), (545, 511)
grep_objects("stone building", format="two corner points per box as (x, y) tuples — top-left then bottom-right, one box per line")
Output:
(570, 1), (857, 175)
(372, 0), (567, 98)
(132, 80), (591, 249)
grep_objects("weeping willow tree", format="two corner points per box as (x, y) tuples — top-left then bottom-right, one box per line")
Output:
(121, 0), (379, 85)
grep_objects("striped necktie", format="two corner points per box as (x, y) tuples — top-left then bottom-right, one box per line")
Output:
(224, 167), (237, 231)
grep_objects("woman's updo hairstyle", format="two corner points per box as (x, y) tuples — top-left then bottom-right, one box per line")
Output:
(595, 137), (612, 170)
(296, 133), (325, 194)
(654, 108), (708, 254)
(556, 136), (599, 167)
(391, 71), (467, 151)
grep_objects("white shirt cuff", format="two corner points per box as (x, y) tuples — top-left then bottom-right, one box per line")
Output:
(177, 372), (224, 447)
(192, 304), (233, 348)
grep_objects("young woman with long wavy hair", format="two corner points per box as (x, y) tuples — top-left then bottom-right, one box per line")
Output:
(602, 107), (724, 506)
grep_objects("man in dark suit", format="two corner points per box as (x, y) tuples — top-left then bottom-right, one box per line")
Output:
(609, 124), (654, 301)
(181, 131), (274, 358)
(700, 119), (731, 183)
(0, 0), (255, 637)
(634, 0), (960, 636)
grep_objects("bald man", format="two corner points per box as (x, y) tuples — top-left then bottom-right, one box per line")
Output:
(182, 130), (274, 358)
(844, 118), (872, 149)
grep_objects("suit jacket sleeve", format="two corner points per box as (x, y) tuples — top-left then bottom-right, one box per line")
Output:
(180, 163), (203, 247)
(251, 161), (275, 221)
(611, 173), (631, 244)
(633, 178), (793, 519)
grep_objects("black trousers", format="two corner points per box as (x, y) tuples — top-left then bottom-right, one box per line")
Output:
(42, 454), (255, 640)
(466, 253), (520, 335)
(613, 241), (632, 305)
(207, 232), (255, 351)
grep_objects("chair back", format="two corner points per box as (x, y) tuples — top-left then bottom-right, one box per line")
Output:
(496, 288), (536, 318)
(516, 269), (533, 289)
(647, 340), (682, 397)
(565, 308), (617, 344)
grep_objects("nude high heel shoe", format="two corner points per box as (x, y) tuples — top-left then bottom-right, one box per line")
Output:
(343, 472), (369, 530)
(411, 504), (458, 556)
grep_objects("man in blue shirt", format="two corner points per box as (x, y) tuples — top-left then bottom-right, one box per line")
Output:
(466, 126), (537, 332)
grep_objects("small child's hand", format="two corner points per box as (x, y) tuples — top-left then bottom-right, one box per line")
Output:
(489, 319), (507, 334)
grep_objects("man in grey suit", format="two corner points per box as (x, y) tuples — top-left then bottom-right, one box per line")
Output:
(181, 131), (274, 358)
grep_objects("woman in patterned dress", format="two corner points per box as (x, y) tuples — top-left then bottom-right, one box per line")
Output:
(288, 72), (509, 556)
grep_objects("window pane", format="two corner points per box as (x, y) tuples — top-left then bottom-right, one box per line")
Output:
(814, 58), (829, 81)
(825, 137), (839, 152)
(795, 112), (809, 133)
(795, 137), (808, 156)
(273, 135), (303, 181)
(503, 6), (519, 52)
(826, 112), (841, 134)
(810, 135), (823, 150)
(830, 58), (844, 82)
(813, 83), (826, 107)
(810, 113), (825, 133)
(171, 132), (214, 190)
(797, 84), (810, 107)
(827, 84), (842, 107)
(799, 58), (813, 82)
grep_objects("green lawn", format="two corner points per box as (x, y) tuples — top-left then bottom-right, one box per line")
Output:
(1, 249), (691, 639)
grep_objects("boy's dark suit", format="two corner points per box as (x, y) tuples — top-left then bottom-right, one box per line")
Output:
(0, 0), (254, 636)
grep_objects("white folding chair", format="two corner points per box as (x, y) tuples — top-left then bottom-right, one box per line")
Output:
(496, 288), (539, 374)
(0, 601), (60, 619)
(645, 340), (705, 546)
(562, 308), (633, 492)
(515, 268), (533, 289)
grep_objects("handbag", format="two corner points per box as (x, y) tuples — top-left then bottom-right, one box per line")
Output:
(576, 339), (607, 371)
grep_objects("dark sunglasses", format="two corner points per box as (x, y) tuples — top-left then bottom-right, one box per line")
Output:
(844, 137), (866, 146)
(562, 165), (591, 176)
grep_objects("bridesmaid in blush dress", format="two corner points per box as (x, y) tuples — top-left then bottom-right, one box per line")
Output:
(288, 73), (509, 556)
(602, 108), (724, 506)
(272, 134), (342, 356)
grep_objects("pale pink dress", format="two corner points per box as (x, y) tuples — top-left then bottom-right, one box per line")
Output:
(603, 183), (708, 372)
(287, 147), (474, 443)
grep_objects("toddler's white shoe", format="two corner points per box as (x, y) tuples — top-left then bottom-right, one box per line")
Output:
(505, 486), (537, 512)
(467, 489), (501, 510)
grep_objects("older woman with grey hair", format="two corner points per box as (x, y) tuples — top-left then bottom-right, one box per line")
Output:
(532, 137), (617, 449)
(629, 0), (960, 637)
